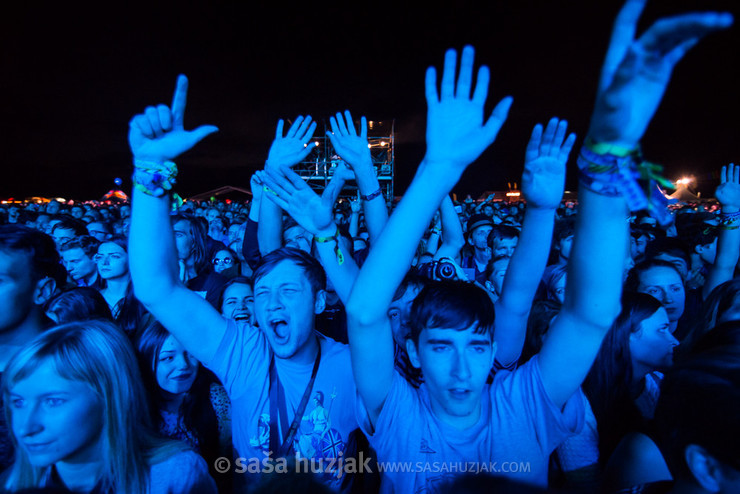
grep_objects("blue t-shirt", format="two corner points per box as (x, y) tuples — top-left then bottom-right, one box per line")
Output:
(357, 355), (584, 492)
(206, 319), (359, 491)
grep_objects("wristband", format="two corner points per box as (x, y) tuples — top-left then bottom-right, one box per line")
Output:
(719, 210), (740, 230)
(360, 188), (383, 202)
(132, 159), (177, 197)
(314, 227), (345, 265)
(577, 141), (676, 227)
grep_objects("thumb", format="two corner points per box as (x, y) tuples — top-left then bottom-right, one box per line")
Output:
(188, 125), (219, 145)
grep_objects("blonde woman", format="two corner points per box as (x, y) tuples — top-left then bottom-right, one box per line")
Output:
(1, 319), (217, 493)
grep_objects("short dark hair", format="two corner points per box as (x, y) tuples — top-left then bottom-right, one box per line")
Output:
(487, 224), (519, 247)
(0, 225), (61, 283)
(45, 287), (113, 324)
(50, 216), (88, 236)
(253, 247), (326, 295)
(408, 280), (495, 345)
(59, 235), (100, 257)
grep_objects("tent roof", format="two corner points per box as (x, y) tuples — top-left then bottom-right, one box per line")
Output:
(187, 186), (252, 202)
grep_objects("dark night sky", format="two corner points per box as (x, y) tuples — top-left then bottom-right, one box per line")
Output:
(1, 0), (738, 201)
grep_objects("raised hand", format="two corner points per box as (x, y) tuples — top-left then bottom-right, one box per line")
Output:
(249, 172), (264, 203)
(716, 163), (740, 211)
(128, 75), (218, 162)
(522, 118), (576, 210)
(265, 116), (318, 169)
(424, 45), (513, 172)
(588, 0), (732, 147)
(332, 160), (357, 182)
(257, 167), (334, 236)
(327, 111), (373, 169)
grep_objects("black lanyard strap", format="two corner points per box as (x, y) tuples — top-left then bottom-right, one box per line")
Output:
(269, 337), (322, 458)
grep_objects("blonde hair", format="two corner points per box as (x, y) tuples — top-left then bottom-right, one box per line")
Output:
(2, 319), (187, 493)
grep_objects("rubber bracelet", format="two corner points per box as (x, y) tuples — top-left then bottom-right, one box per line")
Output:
(583, 137), (640, 158)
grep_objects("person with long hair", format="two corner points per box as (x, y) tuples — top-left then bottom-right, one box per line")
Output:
(134, 321), (232, 492)
(94, 235), (149, 336)
(555, 292), (679, 491)
(1, 319), (217, 493)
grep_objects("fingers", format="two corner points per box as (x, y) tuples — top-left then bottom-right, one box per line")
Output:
(132, 114), (154, 138)
(559, 133), (577, 163)
(525, 123), (544, 164)
(550, 120), (569, 157)
(188, 125), (219, 145)
(721, 165), (727, 184)
(471, 66), (490, 106)
(455, 45), (475, 100)
(157, 104), (172, 132)
(638, 12), (733, 59)
(287, 116), (306, 138)
(345, 110), (357, 136)
(275, 119), (285, 139)
(360, 116), (368, 140)
(425, 66), (439, 104)
(482, 96), (513, 143)
(171, 74), (188, 129)
(440, 48), (457, 100)
(599, 0), (646, 93)
(540, 117), (558, 155)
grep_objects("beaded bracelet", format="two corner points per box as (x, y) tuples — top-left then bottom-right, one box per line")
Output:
(314, 227), (345, 265)
(132, 159), (178, 197)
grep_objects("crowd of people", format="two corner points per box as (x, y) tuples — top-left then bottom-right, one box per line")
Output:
(1, 1), (738, 493)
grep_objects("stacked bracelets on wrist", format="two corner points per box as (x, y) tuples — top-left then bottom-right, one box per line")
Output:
(719, 210), (740, 230)
(577, 138), (675, 226)
(132, 159), (178, 197)
(314, 227), (345, 265)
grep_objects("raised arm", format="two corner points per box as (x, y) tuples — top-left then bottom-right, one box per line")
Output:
(258, 117), (317, 255)
(345, 46), (512, 426)
(128, 75), (226, 363)
(433, 195), (466, 263)
(327, 111), (389, 243)
(703, 163), (740, 299)
(538, 0), (733, 408)
(493, 118), (575, 367)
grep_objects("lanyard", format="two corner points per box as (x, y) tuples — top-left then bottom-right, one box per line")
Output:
(269, 338), (321, 458)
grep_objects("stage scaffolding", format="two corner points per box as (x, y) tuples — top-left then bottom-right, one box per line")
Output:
(293, 119), (395, 203)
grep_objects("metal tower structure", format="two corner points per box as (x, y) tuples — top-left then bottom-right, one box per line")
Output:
(293, 119), (395, 201)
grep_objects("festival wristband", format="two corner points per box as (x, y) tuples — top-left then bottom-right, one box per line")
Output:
(314, 227), (345, 265)
(360, 188), (383, 202)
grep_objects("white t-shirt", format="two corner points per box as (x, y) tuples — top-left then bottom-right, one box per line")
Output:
(357, 355), (584, 493)
(206, 319), (359, 491)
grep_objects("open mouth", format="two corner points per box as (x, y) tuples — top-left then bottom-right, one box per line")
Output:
(233, 312), (251, 323)
(448, 388), (471, 399)
(269, 319), (289, 341)
(171, 373), (194, 381)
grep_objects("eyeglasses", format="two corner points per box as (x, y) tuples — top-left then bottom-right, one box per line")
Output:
(212, 258), (234, 266)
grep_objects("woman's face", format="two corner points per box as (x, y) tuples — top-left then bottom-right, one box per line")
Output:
(156, 335), (199, 396)
(95, 242), (129, 280)
(212, 250), (236, 274)
(630, 307), (679, 371)
(9, 359), (104, 467)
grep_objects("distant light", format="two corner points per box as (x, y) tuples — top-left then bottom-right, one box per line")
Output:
(314, 141), (319, 146)
(380, 141), (387, 146)
(367, 144), (372, 148)
(304, 143), (308, 147)
(506, 192), (521, 197)
(676, 177), (692, 185)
